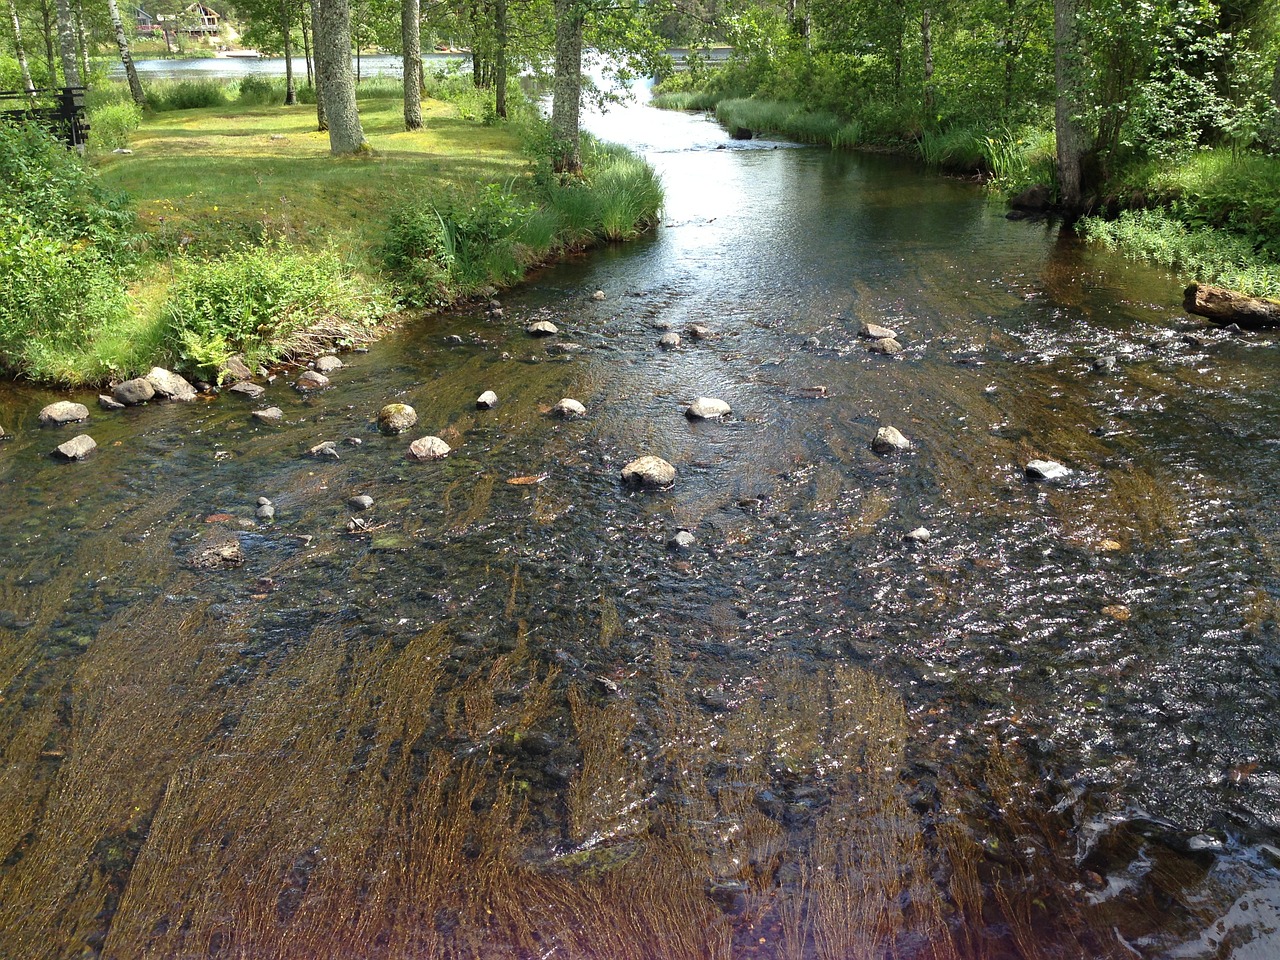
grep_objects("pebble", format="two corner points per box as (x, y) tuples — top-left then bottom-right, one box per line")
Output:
(592, 289), (606, 301)
(296, 370), (330, 391)
(685, 323), (715, 340)
(348, 495), (374, 511)
(871, 426), (911, 453)
(669, 530), (696, 551)
(408, 436), (451, 460)
(658, 332), (681, 350)
(476, 390), (498, 409)
(309, 441), (340, 459)
(904, 527), (931, 543)
(686, 397), (731, 420)
(526, 321), (559, 337)
(1093, 356), (1118, 374)
(377, 403), (418, 434)
(860, 321), (898, 340)
(98, 395), (125, 411)
(227, 381), (266, 400)
(256, 504), (275, 520)
(53, 434), (96, 460)
(1025, 458), (1071, 480)
(343, 436), (362, 446)
(621, 455), (676, 488)
(253, 407), (284, 423)
(257, 497), (272, 506)
(38, 401), (89, 427)
(551, 398), (586, 419)
(113, 377), (156, 406)
(314, 355), (343, 374)
(869, 337), (904, 355)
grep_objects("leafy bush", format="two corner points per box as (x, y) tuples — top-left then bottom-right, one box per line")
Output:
(236, 74), (278, 106)
(146, 79), (230, 111)
(89, 101), (143, 151)
(164, 245), (387, 377)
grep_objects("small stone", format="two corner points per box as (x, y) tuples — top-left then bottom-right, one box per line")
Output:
(1102, 604), (1130, 621)
(296, 370), (330, 391)
(270, 133), (286, 140)
(223, 355), (254, 380)
(551, 398), (586, 419)
(113, 378), (156, 406)
(1098, 538), (1122, 552)
(869, 337), (904, 355)
(408, 436), (451, 461)
(686, 397), (731, 420)
(38, 401), (89, 426)
(621, 455), (676, 488)
(658, 332), (681, 349)
(860, 321), (898, 340)
(476, 390), (498, 409)
(669, 530), (696, 551)
(685, 323), (715, 340)
(591, 289), (607, 301)
(1025, 459), (1071, 481)
(872, 426), (911, 454)
(378, 403), (418, 434)
(343, 436), (362, 446)
(112, 147), (133, 154)
(256, 504), (276, 520)
(257, 496), (272, 506)
(489, 307), (504, 319)
(309, 441), (340, 459)
(1093, 355), (1117, 374)
(526, 321), (559, 337)
(97, 395), (125, 411)
(0, 425), (6, 439)
(546, 342), (583, 355)
(146, 367), (197, 401)
(227, 381), (266, 400)
(796, 385), (828, 399)
(348, 495), (374, 511)
(804, 336), (820, 348)
(904, 527), (931, 543)
(253, 407), (284, 423)
(53, 434), (96, 460)
(314, 355), (343, 374)
(445, 334), (464, 345)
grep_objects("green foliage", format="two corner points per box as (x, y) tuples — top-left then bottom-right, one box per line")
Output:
(88, 101), (144, 152)
(0, 55), (51, 89)
(1082, 208), (1280, 297)
(164, 245), (387, 376)
(235, 75), (279, 106)
(714, 98), (844, 144)
(145, 79), (231, 111)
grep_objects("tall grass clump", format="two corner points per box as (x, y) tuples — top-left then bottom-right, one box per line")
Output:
(88, 100), (143, 151)
(145, 79), (230, 112)
(235, 75), (279, 106)
(164, 245), (388, 377)
(715, 98), (843, 144)
(1083, 208), (1280, 298)
(917, 126), (984, 172)
(649, 90), (721, 111)
(575, 141), (663, 241)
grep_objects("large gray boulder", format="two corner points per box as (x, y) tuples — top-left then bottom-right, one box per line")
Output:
(621, 455), (676, 488)
(113, 378), (156, 406)
(146, 367), (197, 401)
(38, 401), (89, 426)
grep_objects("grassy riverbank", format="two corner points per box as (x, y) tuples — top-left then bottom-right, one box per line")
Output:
(652, 74), (1280, 299)
(0, 78), (662, 385)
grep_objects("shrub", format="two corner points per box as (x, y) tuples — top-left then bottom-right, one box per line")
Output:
(89, 100), (143, 151)
(146, 79), (230, 111)
(236, 74), (278, 106)
(164, 245), (387, 377)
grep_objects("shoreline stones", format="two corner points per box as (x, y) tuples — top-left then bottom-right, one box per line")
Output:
(860, 321), (898, 340)
(348, 495), (374, 511)
(227, 381), (266, 400)
(476, 391), (498, 410)
(526, 320), (559, 337)
(1025, 458), (1071, 481)
(53, 434), (96, 460)
(113, 378), (156, 406)
(39, 401), (89, 426)
(872, 426), (911, 454)
(146, 367), (197, 401)
(408, 436), (451, 461)
(296, 370), (330, 391)
(686, 397), (731, 420)
(222, 355), (254, 381)
(253, 407), (284, 424)
(314, 356), (343, 374)
(552, 398), (586, 419)
(98, 395), (125, 411)
(622, 455), (676, 488)
(377, 403), (418, 434)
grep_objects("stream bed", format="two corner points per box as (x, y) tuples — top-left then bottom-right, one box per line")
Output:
(1, 85), (1279, 959)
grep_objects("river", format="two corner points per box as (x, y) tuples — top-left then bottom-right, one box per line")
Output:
(1, 71), (1278, 959)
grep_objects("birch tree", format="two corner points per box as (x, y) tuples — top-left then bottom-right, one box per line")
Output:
(106, 0), (146, 104)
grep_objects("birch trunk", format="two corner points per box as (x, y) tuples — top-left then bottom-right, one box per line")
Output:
(106, 0), (145, 105)
(54, 0), (80, 87)
(494, 0), (507, 119)
(401, 0), (421, 129)
(7, 0), (35, 93)
(550, 0), (583, 173)
(314, 0), (364, 151)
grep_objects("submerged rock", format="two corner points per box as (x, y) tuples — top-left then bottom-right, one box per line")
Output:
(860, 321), (898, 340)
(526, 320), (559, 337)
(38, 401), (89, 426)
(686, 397), (731, 420)
(869, 337), (904, 356)
(377, 403), (418, 434)
(253, 407), (284, 424)
(113, 378), (156, 406)
(546, 342), (584, 355)
(408, 436), (451, 461)
(1026, 458), (1071, 481)
(191, 537), (245, 569)
(476, 390), (498, 409)
(309, 441), (340, 459)
(146, 367), (197, 401)
(227, 381), (266, 400)
(552, 398), (586, 419)
(621, 455), (676, 488)
(658, 332), (681, 350)
(314, 355), (343, 374)
(295, 370), (330, 391)
(53, 434), (96, 460)
(97, 395), (125, 411)
(685, 323), (715, 341)
(872, 426), (911, 454)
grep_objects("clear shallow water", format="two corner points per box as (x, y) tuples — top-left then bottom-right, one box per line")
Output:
(1, 85), (1278, 959)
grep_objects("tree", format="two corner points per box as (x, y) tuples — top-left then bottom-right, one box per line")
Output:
(1053, 0), (1085, 216)
(53, 0), (79, 86)
(7, 0), (35, 92)
(105, 0), (146, 104)
(314, 0), (366, 151)
(550, 0), (585, 171)
(402, 0), (422, 128)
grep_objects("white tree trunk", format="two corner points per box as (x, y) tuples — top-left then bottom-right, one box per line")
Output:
(106, 0), (145, 105)
(7, 0), (35, 93)
(550, 0), (583, 172)
(401, 0), (421, 129)
(53, 0), (80, 88)
(314, 0), (364, 152)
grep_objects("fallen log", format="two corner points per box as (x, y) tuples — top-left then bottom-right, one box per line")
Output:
(1184, 282), (1280, 329)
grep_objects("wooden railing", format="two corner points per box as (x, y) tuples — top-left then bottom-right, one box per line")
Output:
(0, 87), (90, 149)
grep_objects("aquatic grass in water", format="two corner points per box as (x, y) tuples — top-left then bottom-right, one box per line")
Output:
(715, 98), (844, 144)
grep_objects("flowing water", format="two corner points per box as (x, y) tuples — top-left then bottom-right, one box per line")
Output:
(2, 83), (1279, 959)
